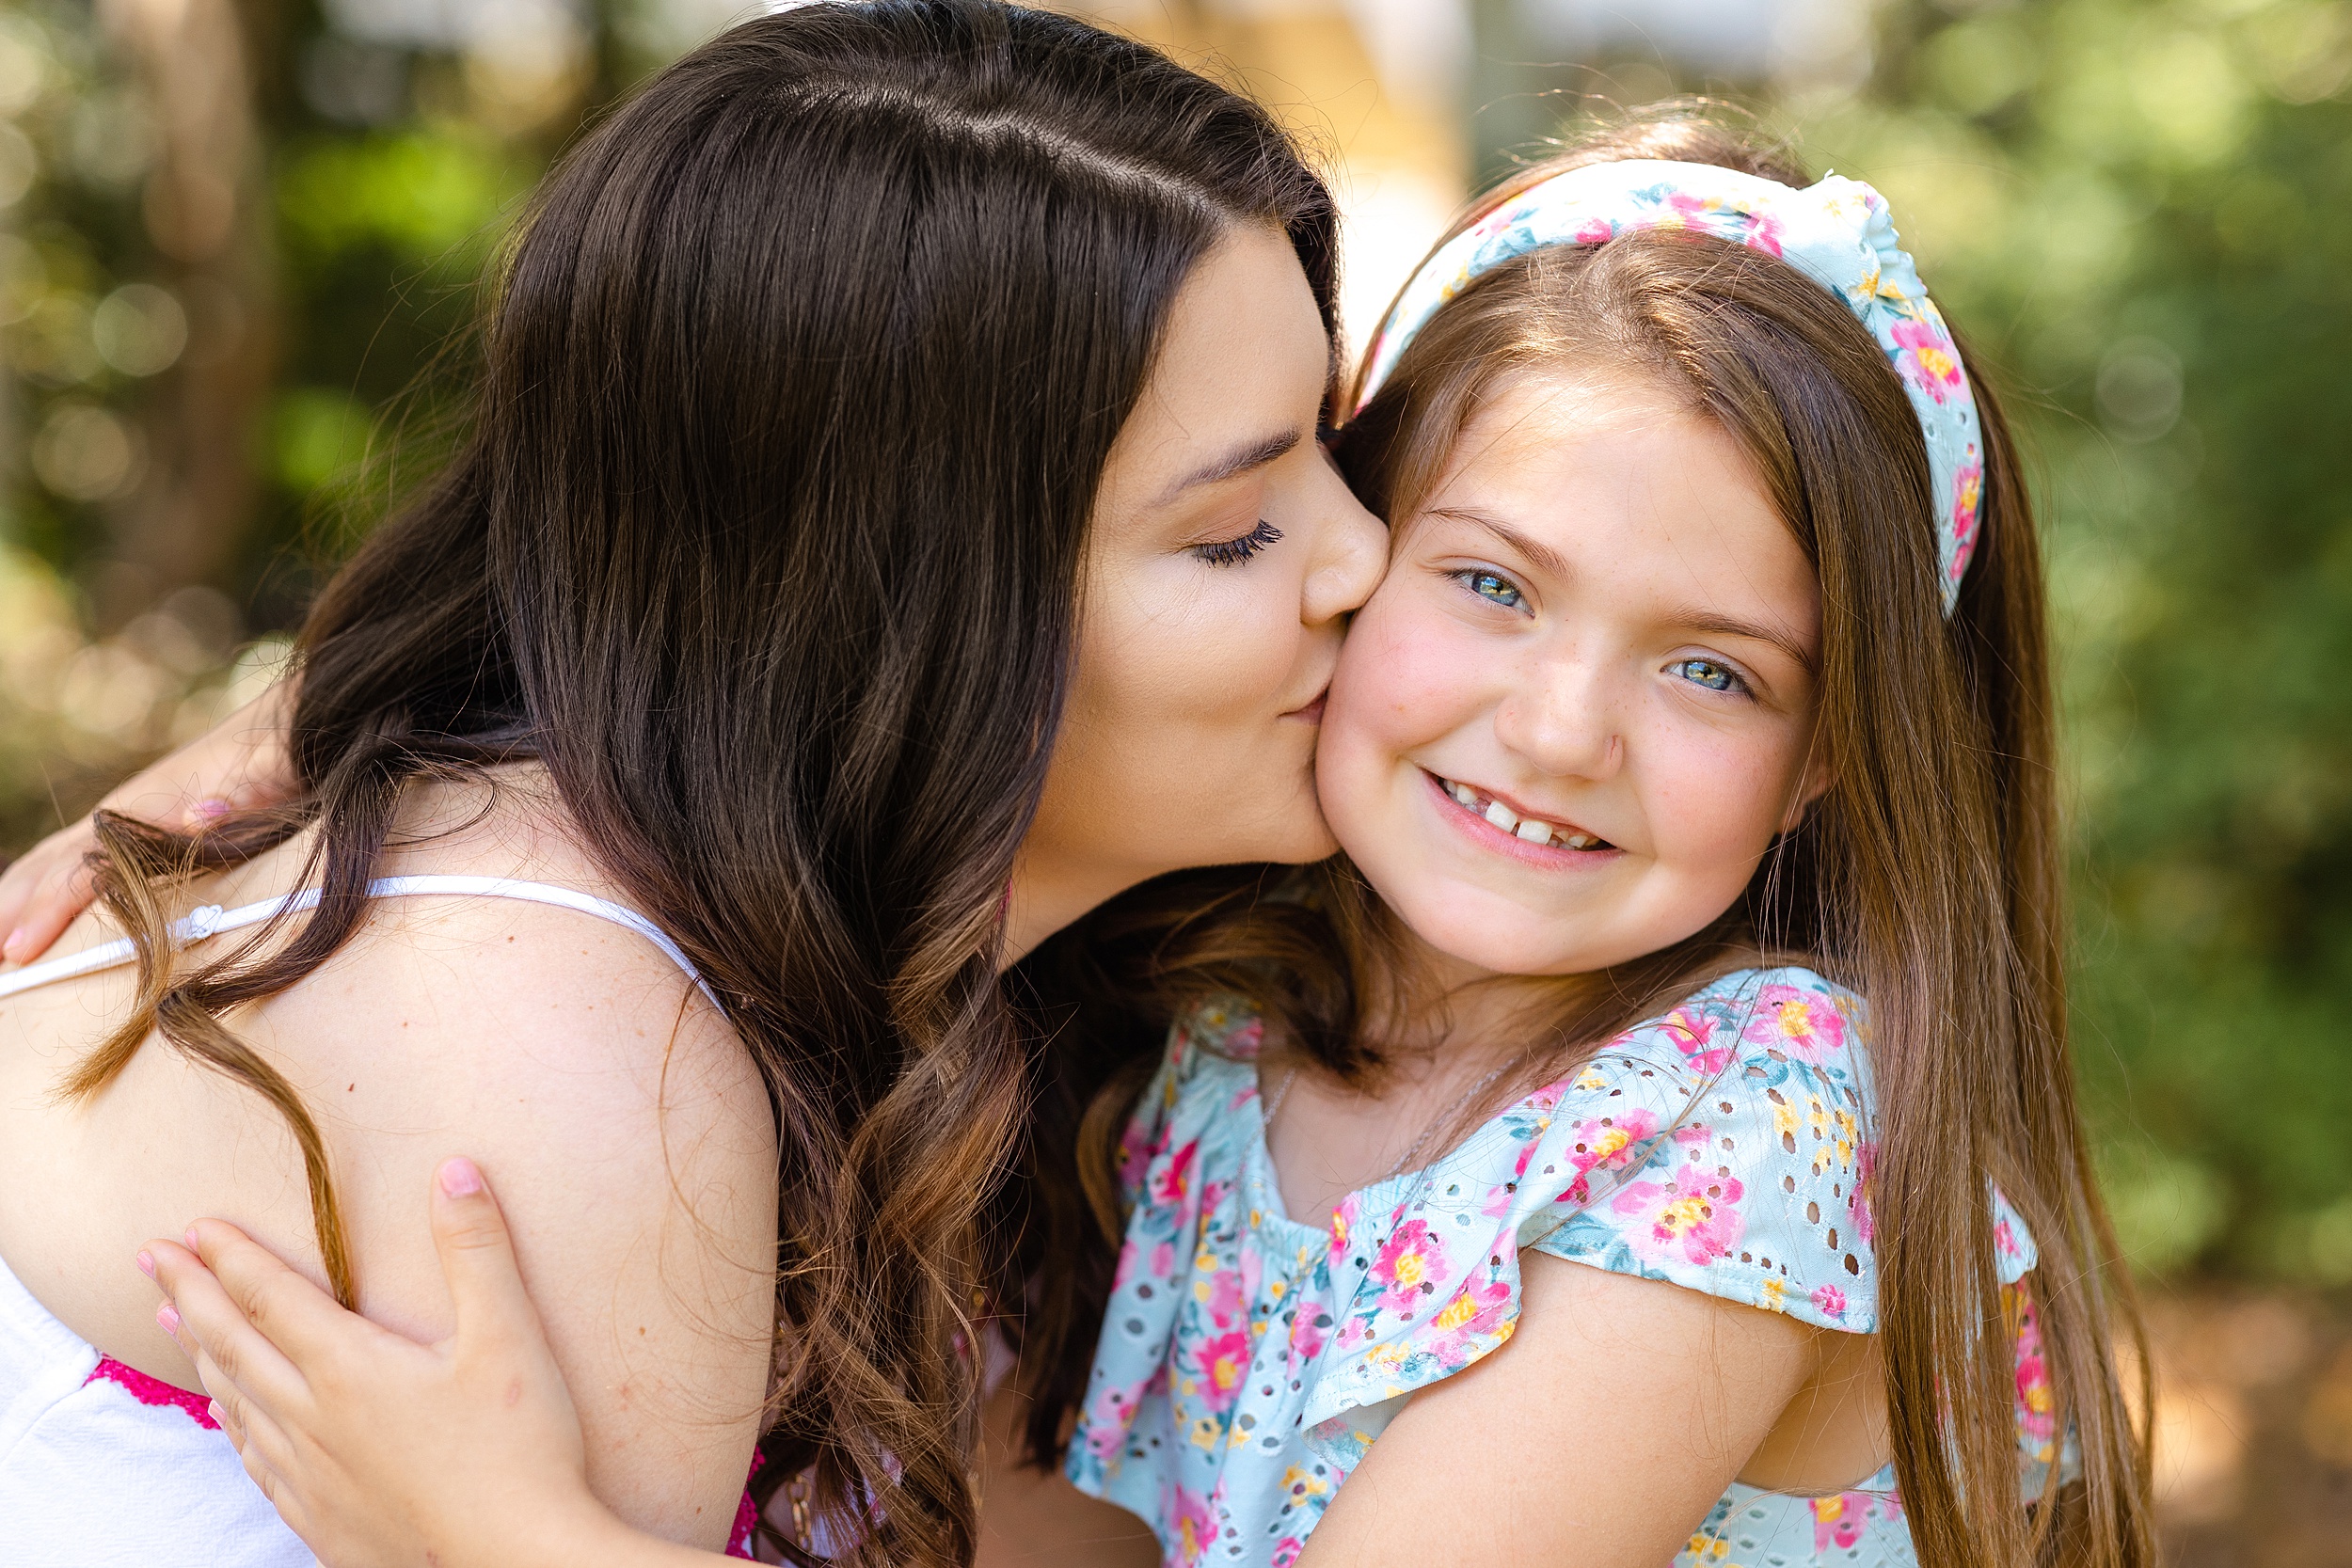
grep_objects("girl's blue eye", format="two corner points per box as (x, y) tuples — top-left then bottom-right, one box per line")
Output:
(1456, 570), (1523, 609)
(1672, 657), (1746, 694)
(1192, 520), (1282, 566)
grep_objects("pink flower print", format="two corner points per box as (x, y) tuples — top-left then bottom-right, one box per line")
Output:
(1421, 1276), (1516, 1368)
(1287, 1301), (1329, 1370)
(1150, 1138), (1198, 1211)
(1811, 1283), (1849, 1321)
(1368, 1218), (1453, 1315)
(1890, 316), (1964, 404)
(1271, 1538), (1306, 1568)
(1612, 1164), (1747, 1268)
(1172, 1483), (1217, 1567)
(1949, 444), (1983, 584)
(1566, 1107), (1661, 1183)
(1851, 1142), (1878, 1245)
(1661, 1006), (1733, 1074)
(2008, 1284), (2058, 1454)
(1117, 1117), (1168, 1196)
(1811, 1492), (1878, 1553)
(1327, 1192), (1361, 1261)
(1200, 1263), (1249, 1332)
(1186, 1328), (1252, 1414)
(1743, 985), (1847, 1063)
(1225, 1016), (1265, 1059)
(1111, 1235), (1152, 1292)
(1082, 1374), (1152, 1459)
(1575, 216), (1614, 245)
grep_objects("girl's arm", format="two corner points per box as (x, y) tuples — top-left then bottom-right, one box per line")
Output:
(1297, 1251), (1817, 1568)
(147, 1159), (724, 1568)
(0, 679), (298, 963)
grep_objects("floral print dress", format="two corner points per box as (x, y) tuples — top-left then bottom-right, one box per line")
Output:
(1065, 967), (2064, 1568)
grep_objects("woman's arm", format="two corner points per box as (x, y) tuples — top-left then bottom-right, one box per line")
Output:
(148, 1160), (720, 1568)
(152, 1160), (1159, 1568)
(1296, 1252), (1817, 1568)
(0, 679), (298, 963)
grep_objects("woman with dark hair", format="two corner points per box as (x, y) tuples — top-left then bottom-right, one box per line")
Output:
(0, 4), (1381, 1564)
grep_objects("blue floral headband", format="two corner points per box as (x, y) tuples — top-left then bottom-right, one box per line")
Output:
(1357, 159), (1983, 610)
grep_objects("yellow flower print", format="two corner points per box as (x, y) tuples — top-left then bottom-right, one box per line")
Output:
(1432, 1291), (1481, 1333)
(1575, 1068), (1609, 1091)
(1280, 1465), (1330, 1502)
(1761, 1277), (1788, 1312)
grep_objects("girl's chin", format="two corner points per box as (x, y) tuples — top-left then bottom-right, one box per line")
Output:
(1379, 895), (1603, 983)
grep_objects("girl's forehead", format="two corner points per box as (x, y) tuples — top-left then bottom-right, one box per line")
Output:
(1408, 368), (1820, 637)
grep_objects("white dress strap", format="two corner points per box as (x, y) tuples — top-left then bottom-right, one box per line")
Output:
(0, 875), (716, 1007)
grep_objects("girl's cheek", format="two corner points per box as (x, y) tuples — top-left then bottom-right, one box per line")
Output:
(1332, 594), (1486, 737)
(1642, 725), (1806, 878)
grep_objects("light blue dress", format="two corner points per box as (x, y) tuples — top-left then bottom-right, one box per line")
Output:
(1065, 968), (2061, 1567)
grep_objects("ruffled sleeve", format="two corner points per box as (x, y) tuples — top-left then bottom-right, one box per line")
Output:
(1297, 968), (1881, 1467)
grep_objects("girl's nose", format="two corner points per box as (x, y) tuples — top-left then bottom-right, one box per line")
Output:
(1493, 655), (1625, 782)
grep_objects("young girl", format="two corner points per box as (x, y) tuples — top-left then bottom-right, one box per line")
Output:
(1057, 121), (2152, 1568)
(131, 119), (2152, 1568)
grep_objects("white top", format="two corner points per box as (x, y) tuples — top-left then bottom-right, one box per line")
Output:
(0, 876), (713, 1566)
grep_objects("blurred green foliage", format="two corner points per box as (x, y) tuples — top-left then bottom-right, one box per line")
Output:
(1813, 0), (2352, 1285)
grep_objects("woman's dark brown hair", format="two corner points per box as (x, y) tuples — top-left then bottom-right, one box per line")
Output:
(62, 5), (1337, 1563)
(1033, 109), (2153, 1567)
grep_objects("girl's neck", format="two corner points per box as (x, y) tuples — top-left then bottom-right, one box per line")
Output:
(1351, 926), (1601, 1087)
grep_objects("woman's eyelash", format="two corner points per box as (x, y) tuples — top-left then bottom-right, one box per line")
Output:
(1192, 520), (1283, 566)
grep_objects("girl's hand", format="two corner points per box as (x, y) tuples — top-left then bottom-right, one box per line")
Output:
(0, 682), (297, 965)
(140, 1158), (694, 1568)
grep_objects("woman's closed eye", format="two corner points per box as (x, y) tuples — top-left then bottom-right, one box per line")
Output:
(1449, 567), (1527, 611)
(1191, 519), (1283, 566)
(1669, 656), (1752, 696)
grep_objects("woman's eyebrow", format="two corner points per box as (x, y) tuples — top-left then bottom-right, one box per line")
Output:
(1155, 429), (1300, 505)
(1425, 507), (1572, 579)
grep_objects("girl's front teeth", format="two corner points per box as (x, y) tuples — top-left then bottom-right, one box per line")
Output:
(1443, 778), (1605, 850)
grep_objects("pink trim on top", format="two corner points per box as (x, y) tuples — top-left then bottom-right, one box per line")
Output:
(85, 1356), (219, 1430)
(726, 1445), (769, 1559)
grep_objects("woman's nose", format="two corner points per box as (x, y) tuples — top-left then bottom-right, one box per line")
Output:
(1300, 467), (1389, 626)
(1493, 655), (1625, 782)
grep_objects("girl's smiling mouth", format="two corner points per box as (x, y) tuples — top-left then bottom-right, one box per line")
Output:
(1422, 768), (1617, 860)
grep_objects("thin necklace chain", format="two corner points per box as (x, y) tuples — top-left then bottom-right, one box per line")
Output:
(1259, 1053), (1525, 1182)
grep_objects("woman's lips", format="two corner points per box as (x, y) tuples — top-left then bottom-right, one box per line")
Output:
(1422, 768), (1618, 865)
(1282, 691), (1327, 723)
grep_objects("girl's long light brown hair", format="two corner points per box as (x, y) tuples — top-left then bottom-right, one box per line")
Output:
(1019, 110), (2153, 1568)
(57, 7), (1340, 1565)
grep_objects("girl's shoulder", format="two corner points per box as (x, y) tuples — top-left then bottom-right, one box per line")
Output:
(1510, 963), (1882, 1323)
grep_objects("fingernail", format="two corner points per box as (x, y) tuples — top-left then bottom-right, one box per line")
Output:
(156, 1303), (181, 1336)
(188, 799), (232, 825)
(208, 1400), (224, 1425)
(185, 1227), (199, 1251)
(2, 929), (24, 964)
(438, 1156), (483, 1197)
(136, 1250), (155, 1278)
